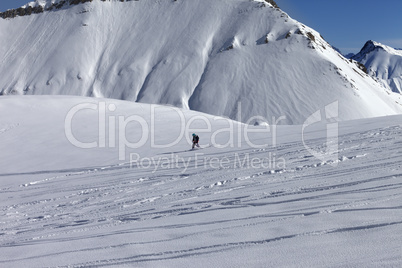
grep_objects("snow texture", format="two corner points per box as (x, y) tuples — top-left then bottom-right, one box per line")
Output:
(0, 96), (401, 267)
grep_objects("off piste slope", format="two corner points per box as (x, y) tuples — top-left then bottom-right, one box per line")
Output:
(1, 0), (402, 124)
(352, 40), (402, 94)
(1, 96), (402, 267)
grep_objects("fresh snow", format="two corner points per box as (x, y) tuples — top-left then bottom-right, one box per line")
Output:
(1, 0), (402, 124)
(1, 1), (402, 265)
(0, 96), (401, 267)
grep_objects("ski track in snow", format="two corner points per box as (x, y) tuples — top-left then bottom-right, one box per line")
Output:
(1, 125), (402, 267)
(0, 123), (19, 135)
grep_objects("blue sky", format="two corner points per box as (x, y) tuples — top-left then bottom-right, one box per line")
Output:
(277, 0), (402, 54)
(0, 0), (401, 54)
(0, 0), (29, 12)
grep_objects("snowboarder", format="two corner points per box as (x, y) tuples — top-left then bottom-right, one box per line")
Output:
(192, 133), (200, 149)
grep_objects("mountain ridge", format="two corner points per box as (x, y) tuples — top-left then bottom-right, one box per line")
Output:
(352, 40), (402, 93)
(0, 0), (280, 19)
(1, 0), (401, 124)
(0, 0), (88, 18)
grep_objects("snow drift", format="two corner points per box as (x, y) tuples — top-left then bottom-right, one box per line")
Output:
(1, 95), (402, 267)
(1, 0), (402, 123)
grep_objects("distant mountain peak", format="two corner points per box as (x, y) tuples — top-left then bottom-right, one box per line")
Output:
(344, 53), (355, 59)
(353, 40), (402, 62)
(352, 40), (381, 61)
(352, 40), (402, 94)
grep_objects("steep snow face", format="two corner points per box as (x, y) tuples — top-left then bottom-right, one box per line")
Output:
(353, 41), (402, 94)
(1, 0), (402, 124)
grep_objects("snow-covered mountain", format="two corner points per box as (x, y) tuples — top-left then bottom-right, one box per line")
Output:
(344, 53), (355, 59)
(352, 40), (402, 94)
(1, 0), (402, 124)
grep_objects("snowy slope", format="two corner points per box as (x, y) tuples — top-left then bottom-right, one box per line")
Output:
(1, 96), (402, 267)
(1, 0), (402, 124)
(352, 40), (402, 94)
